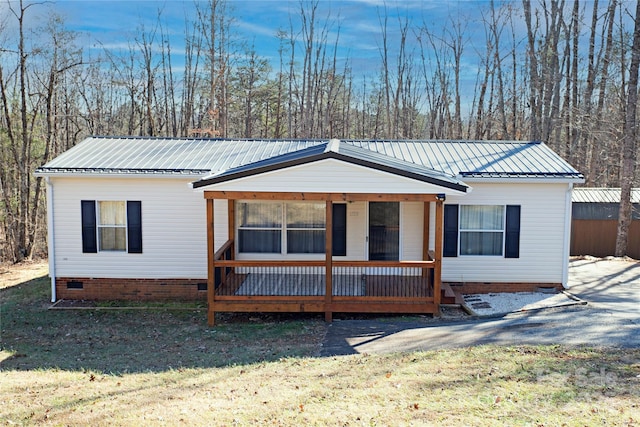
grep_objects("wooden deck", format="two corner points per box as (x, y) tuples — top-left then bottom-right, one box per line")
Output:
(210, 269), (438, 323)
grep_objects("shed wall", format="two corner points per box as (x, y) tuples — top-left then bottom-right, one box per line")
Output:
(571, 220), (640, 259)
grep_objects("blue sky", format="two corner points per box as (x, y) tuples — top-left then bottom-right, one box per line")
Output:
(3, 0), (552, 114)
(19, 0), (486, 78)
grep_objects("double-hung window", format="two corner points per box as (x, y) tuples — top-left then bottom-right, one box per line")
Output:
(237, 201), (326, 254)
(237, 202), (283, 253)
(98, 201), (127, 251)
(459, 205), (504, 256)
(444, 204), (520, 258)
(285, 202), (326, 253)
(81, 200), (142, 253)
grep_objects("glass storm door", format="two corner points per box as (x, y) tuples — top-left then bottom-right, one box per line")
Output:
(368, 202), (399, 261)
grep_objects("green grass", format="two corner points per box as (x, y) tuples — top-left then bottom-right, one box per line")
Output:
(2, 269), (640, 426)
(1, 275), (324, 372)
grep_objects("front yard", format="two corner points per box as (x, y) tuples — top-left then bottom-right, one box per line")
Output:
(1, 262), (639, 425)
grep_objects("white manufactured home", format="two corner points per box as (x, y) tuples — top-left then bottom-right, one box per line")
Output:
(36, 137), (583, 324)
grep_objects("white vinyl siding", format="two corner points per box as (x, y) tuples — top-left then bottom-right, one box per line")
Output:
(49, 175), (570, 285)
(440, 182), (570, 284)
(51, 177), (224, 279)
(344, 201), (366, 260)
(401, 202), (424, 261)
(233, 201), (423, 262)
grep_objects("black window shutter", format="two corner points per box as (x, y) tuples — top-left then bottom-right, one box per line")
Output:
(332, 203), (347, 256)
(127, 201), (143, 253)
(81, 200), (97, 253)
(443, 204), (459, 257)
(505, 205), (521, 258)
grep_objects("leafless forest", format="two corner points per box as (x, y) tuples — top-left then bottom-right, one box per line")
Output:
(1, 0), (639, 263)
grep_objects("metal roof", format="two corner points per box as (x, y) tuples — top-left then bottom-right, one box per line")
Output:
(572, 188), (640, 204)
(345, 139), (582, 179)
(36, 136), (322, 175)
(193, 139), (469, 192)
(36, 136), (583, 182)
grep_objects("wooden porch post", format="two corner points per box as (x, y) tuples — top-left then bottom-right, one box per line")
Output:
(325, 200), (333, 322)
(423, 201), (431, 277)
(207, 199), (216, 326)
(228, 199), (235, 270)
(433, 199), (443, 310)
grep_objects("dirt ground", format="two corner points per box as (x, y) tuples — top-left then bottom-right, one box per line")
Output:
(0, 260), (49, 289)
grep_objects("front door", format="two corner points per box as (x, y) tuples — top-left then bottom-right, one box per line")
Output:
(368, 202), (399, 261)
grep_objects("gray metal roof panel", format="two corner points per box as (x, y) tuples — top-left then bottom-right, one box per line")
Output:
(572, 188), (640, 203)
(37, 137), (326, 174)
(341, 140), (581, 177)
(37, 137), (582, 181)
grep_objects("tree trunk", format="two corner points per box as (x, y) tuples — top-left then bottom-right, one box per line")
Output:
(615, 0), (640, 257)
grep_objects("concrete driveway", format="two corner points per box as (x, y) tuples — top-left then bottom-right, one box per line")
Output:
(321, 258), (640, 355)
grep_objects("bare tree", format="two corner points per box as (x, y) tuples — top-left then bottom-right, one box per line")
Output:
(615, 0), (640, 256)
(0, 1), (81, 262)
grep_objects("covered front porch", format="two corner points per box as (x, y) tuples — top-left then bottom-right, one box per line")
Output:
(205, 192), (445, 326)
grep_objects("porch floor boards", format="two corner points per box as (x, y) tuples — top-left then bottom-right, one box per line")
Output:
(215, 272), (432, 298)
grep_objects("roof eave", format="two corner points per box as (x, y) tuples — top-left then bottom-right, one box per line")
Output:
(34, 168), (210, 178)
(459, 174), (585, 184)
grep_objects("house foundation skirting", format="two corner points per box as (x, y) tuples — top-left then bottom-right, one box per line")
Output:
(55, 277), (208, 301)
(446, 282), (563, 294)
(53, 278), (562, 302)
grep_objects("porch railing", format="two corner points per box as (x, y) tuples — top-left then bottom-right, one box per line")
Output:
(212, 239), (435, 299)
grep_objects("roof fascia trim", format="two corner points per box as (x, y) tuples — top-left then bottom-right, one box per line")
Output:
(460, 176), (586, 184)
(34, 169), (208, 179)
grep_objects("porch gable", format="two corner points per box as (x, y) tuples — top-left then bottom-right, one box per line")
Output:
(193, 139), (469, 195)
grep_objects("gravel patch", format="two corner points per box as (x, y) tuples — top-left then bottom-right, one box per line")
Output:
(462, 291), (585, 317)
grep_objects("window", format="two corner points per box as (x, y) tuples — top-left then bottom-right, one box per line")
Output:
(81, 200), (142, 253)
(459, 205), (504, 256)
(237, 201), (326, 254)
(444, 204), (520, 258)
(98, 201), (127, 251)
(286, 202), (325, 253)
(237, 202), (283, 253)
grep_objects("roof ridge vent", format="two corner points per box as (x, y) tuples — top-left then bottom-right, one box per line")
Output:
(326, 138), (341, 153)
